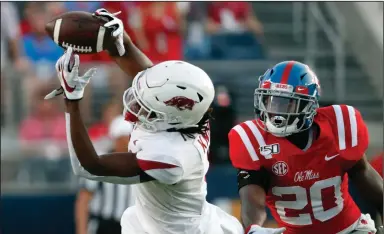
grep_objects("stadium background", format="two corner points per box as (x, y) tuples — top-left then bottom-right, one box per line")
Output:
(1, 2), (382, 234)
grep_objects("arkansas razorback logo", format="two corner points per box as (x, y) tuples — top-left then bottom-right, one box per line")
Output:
(163, 96), (197, 111)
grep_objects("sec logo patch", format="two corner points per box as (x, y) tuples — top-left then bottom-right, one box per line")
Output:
(272, 161), (289, 176)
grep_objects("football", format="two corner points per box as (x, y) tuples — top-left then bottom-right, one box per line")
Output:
(45, 11), (113, 54)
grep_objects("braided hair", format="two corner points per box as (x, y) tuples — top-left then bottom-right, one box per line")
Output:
(167, 108), (213, 140)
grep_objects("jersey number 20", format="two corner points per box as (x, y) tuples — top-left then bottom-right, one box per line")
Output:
(272, 176), (343, 225)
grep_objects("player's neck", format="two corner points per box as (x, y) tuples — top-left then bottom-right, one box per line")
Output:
(286, 123), (320, 151)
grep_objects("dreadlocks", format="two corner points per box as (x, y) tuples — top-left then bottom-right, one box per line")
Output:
(167, 108), (214, 140)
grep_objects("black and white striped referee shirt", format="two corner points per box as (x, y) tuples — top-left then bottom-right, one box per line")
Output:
(79, 178), (135, 222)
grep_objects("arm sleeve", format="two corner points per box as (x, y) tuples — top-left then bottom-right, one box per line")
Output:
(341, 106), (369, 167)
(228, 127), (262, 170)
(66, 113), (141, 185)
(330, 105), (369, 170)
(343, 106), (369, 160)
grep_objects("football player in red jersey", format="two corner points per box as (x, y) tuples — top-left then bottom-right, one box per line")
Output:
(229, 61), (383, 234)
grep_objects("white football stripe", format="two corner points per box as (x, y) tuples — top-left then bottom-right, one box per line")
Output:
(244, 121), (271, 159)
(233, 125), (259, 161)
(96, 26), (105, 52)
(332, 105), (346, 150)
(347, 105), (358, 147)
(53, 19), (62, 44)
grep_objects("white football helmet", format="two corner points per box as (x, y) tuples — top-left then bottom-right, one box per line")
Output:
(123, 60), (215, 132)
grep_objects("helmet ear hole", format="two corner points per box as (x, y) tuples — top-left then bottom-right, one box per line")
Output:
(176, 85), (186, 90)
(197, 93), (203, 102)
(270, 69), (274, 76)
(300, 73), (307, 80)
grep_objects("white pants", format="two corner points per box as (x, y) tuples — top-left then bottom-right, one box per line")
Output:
(120, 203), (244, 234)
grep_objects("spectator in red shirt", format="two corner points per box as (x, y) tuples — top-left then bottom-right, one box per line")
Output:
(19, 86), (67, 155)
(135, 2), (184, 63)
(370, 153), (383, 177)
(206, 2), (263, 39)
(19, 2), (37, 36)
(205, 2), (265, 60)
(18, 85), (68, 183)
(101, 1), (139, 43)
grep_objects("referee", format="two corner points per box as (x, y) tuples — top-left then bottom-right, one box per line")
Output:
(75, 116), (134, 234)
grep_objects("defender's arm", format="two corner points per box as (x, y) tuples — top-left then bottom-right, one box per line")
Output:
(237, 168), (271, 228)
(348, 155), (383, 224)
(239, 184), (268, 227)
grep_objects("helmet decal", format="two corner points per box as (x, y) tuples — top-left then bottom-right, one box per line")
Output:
(163, 96), (198, 111)
(280, 60), (295, 84)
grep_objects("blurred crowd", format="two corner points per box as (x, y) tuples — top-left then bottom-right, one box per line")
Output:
(2, 1), (260, 185)
(2, 1), (266, 75)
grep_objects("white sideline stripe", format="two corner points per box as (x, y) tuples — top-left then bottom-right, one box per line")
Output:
(347, 105), (358, 147)
(332, 105), (346, 150)
(53, 19), (62, 44)
(233, 125), (259, 161)
(244, 121), (271, 159)
(96, 26), (105, 52)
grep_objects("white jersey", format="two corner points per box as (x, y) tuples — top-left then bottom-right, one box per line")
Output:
(129, 126), (209, 228)
(67, 109), (243, 234)
(123, 126), (243, 234)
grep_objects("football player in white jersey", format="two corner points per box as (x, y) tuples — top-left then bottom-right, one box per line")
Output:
(45, 8), (243, 234)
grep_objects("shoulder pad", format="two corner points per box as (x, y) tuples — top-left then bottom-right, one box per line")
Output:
(321, 105), (369, 161)
(228, 120), (270, 170)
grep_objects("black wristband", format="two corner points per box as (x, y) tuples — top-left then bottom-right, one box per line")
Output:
(237, 168), (271, 192)
(64, 97), (82, 102)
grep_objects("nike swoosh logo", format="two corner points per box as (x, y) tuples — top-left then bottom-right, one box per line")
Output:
(62, 70), (76, 93)
(325, 154), (339, 161)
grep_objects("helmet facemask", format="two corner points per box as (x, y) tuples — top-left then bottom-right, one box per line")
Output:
(254, 88), (318, 137)
(123, 86), (166, 132)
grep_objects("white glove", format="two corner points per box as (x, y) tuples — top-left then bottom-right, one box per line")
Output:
(93, 8), (125, 56)
(246, 224), (286, 234)
(351, 213), (377, 234)
(45, 47), (97, 100)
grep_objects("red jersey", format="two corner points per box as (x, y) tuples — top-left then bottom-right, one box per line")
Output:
(88, 122), (108, 141)
(141, 3), (182, 63)
(229, 105), (369, 234)
(208, 2), (251, 24)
